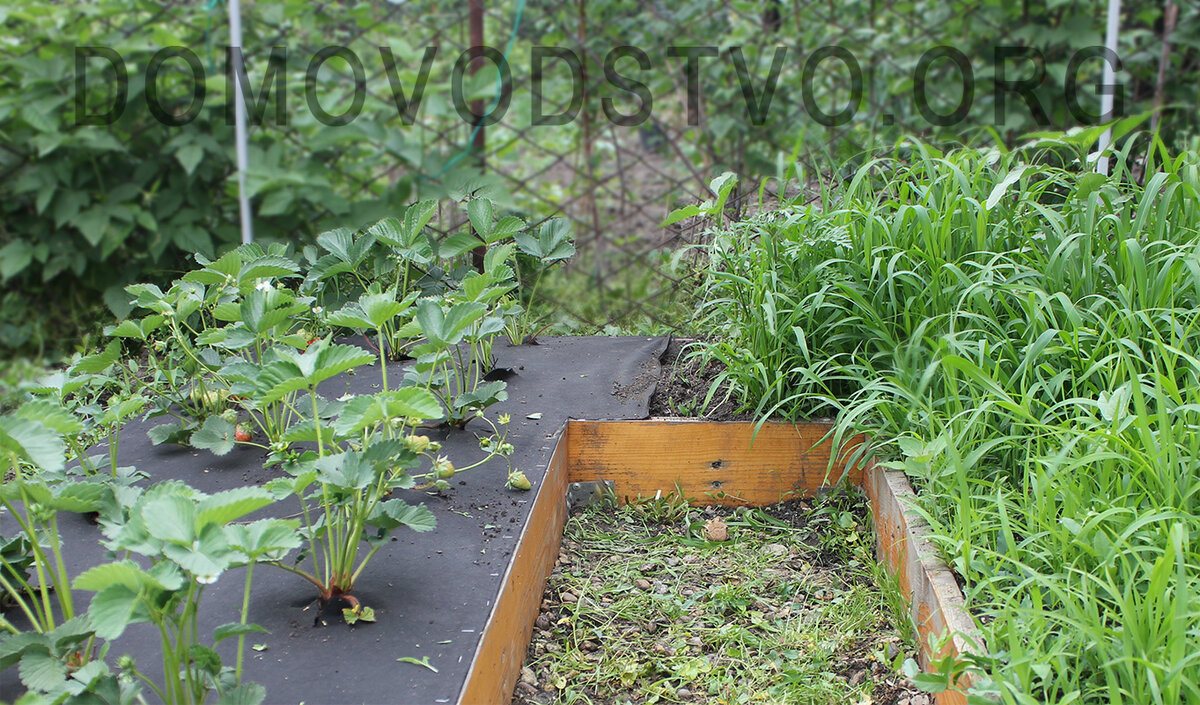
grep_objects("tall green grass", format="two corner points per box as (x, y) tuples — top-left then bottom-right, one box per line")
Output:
(699, 135), (1200, 703)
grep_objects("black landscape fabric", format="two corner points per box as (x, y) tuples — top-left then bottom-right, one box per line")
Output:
(1, 336), (668, 705)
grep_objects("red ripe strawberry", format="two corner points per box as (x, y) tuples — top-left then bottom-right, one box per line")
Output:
(234, 425), (253, 443)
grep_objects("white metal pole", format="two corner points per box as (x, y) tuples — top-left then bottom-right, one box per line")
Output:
(1097, 0), (1122, 174)
(229, 0), (254, 243)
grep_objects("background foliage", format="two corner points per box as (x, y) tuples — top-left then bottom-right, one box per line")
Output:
(0, 0), (1196, 354)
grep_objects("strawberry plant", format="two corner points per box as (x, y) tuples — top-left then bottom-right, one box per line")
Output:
(231, 347), (516, 618)
(265, 447), (435, 623)
(250, 357), (509, 619)
(27, 343), (147, 477)
(259, 381), (444, 619)
(207, 337), (377, 459)
(0, 404), (93, 638)
(324, 287), (420, 394)
(505, 217), (577, 344)
(0, 407), (146, 702)
(0, 475), (104, 642)
(408, 297), (506, 428)
(109, 244), (316, 449)
(85, 482), (292, 705)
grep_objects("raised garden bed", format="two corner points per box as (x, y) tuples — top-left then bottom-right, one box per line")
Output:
(3, 335), (977, 705)
(512, 495), (926, 704)
(489, 417), (979, 705)
(0, 336), (666, 704)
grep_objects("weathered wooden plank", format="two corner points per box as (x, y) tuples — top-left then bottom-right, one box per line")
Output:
(459, 424), (572, 705)
(566, 420), (866, 505)
(865, 463), (980, 705)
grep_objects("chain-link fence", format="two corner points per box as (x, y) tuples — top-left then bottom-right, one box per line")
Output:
(3, 0), (1194, 343)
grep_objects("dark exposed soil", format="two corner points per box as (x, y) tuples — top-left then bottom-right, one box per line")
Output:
(648, 337), (754, 421)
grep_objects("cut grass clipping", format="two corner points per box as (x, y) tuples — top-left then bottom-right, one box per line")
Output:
(514, 490), (927, 705)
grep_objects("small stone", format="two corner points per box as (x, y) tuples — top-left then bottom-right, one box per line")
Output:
(520, 666), (537, 686)
(898, 699), (910, 705)
(703, 518), (728, 541)
(763, 543), (789, 558)
(665, 557), (681, 567)
(639, 562), (656, 572)
(654, 581), (669, 594)
(544, 642), (561, 653)
(515, 681), (538, 695)
(676, 688), (691, 698)
(886, 642), (900, 660)
(581, 640), (598, 652)
(686, 636), (702, 646)
(560, 592), (578, 603)
(535, 614), (551, 630)
(849, 669), (867, 685)
(635, 579), (652, 590)
(910, 695), (930, 705)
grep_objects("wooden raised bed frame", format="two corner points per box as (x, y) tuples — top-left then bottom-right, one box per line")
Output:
(461, 420), (980, 705)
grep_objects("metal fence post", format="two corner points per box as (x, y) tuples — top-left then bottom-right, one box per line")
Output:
(1097, 0), (1122, 174)
(469, 0), (486, 271)
(229, 0), (254, 244)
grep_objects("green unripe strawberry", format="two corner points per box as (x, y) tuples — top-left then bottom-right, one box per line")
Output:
(405, 434), (432, 453)
(506, 470), (531, 491)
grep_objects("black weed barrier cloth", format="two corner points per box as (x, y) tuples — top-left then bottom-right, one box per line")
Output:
(1, 336), (667, 704)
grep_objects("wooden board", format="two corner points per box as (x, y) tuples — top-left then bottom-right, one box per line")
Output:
(458, 424), (573, 705)
(566, 420), (867, 505)
(465, 420), (982, 705)
(865, 464), (979, 705)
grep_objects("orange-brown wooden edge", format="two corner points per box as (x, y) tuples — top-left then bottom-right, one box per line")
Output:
(458, 423), (572, 705)
(567, 419), (866, 505)
(865, 463), (979, 705)
(459, 420), (980, 705)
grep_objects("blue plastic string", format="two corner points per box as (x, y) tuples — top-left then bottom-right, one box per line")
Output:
(439, 0), (527, 176)
(203, 0), (226, 74)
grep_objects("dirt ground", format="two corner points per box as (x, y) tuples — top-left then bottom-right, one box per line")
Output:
(512, 492), (930, 705)
(648, 336), (754, 421)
